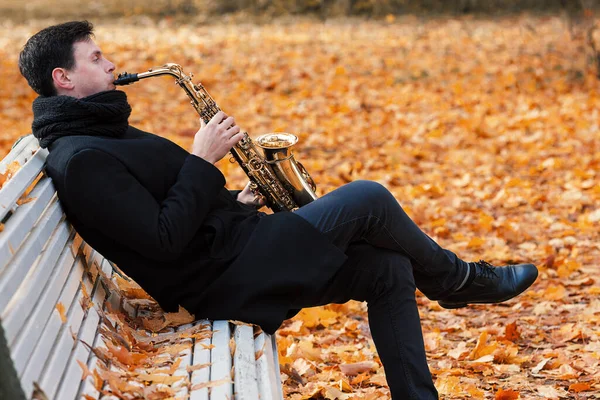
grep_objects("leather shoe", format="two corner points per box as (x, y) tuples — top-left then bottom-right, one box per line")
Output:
(438, 260), (538, 309)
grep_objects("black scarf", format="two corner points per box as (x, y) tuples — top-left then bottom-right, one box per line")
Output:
(31, 90), (132, 148)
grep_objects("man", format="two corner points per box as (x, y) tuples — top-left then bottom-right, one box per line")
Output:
(19, 21), (538, 399)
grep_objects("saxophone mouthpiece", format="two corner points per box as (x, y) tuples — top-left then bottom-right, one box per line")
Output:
(113, 72), (139, 86)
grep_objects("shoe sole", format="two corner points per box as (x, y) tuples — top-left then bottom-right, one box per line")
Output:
(438, 301), (467, 309)
(438, 290), (529, 309)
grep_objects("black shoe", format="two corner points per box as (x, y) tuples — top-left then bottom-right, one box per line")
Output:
(438, 260), (538, 309)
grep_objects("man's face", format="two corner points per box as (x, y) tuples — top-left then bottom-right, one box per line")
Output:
(67, 39), (116, 98)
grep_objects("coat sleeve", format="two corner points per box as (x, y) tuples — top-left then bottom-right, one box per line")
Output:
(228, 189), (241, 200)
(62, 148), (225, 261)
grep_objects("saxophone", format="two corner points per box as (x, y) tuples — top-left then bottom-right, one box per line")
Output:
(113, 63), (317, 212)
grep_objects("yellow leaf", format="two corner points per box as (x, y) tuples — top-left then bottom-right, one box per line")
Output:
(56, 302), (67, 323)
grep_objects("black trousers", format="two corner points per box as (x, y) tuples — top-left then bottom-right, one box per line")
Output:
(293, 180), (470, 399)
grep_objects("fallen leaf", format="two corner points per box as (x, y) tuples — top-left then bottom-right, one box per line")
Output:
(339, 361), (378, 376)
(56, 302), (67, 323)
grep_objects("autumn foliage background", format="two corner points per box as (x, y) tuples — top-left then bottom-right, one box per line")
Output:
(1, 1), (600, 398)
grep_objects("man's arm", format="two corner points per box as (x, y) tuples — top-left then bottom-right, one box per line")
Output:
(64, 148), (225, 261)
(63, 110), (245, 261)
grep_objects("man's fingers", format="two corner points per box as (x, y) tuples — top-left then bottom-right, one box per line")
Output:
(227, 125), (241, 136)
(255, 195), (266, 206)
(229, 131), (244, 145)
(209, 111), (226, 125)
(221, 116), (236, 129)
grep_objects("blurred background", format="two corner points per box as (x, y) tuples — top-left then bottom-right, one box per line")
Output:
(1, 0), (598, 20)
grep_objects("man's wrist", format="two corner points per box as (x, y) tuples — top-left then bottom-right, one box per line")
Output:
(191, 152), (217, 164)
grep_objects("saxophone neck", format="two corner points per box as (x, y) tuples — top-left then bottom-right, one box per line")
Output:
(114, 63), (184, 84)
(114, 63), (221, 122)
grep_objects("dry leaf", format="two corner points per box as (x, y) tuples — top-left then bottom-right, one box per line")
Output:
(495, 388), (520, 399)
(340, 361), (379, 376)
(569, 382), (592, 392)
(190, 378), (232, 391)
(56, 302), (67, 323)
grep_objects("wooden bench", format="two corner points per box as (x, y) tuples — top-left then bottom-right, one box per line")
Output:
(0, 135), (284, 400)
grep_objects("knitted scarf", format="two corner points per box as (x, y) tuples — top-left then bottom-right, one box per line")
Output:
(31, 90), (132, 148)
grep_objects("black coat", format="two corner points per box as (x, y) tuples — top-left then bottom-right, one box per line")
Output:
(45, 127), (346, 334)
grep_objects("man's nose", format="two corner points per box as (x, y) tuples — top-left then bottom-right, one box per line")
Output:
(106, 60), (116, 73)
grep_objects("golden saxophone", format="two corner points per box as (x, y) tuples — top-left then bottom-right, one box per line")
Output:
(113, 63), (317, 212)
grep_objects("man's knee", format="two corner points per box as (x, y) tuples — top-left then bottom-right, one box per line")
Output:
(348, 180), (387, 193)
(345, 180), (396, 204)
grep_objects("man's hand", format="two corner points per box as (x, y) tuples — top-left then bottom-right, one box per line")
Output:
(237, 181), (266, 207)
(191, 111), (243, 164)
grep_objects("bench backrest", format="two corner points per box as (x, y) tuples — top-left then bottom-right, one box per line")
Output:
(0, 135), (112, 399)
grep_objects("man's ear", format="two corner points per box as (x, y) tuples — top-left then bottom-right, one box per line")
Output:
(51, 67), (73, 91)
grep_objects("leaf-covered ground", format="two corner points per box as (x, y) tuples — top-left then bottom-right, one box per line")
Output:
(1, 15), (599, 399)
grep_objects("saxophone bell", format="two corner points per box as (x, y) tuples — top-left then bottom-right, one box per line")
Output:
(256, 133), (317, 206)
(256, 133), (298, 162)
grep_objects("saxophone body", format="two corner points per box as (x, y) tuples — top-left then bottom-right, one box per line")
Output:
(114, 63), (317, 212)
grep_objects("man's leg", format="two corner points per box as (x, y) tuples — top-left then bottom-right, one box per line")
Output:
(291, 243), (439, 399)
(295, 180), (468, 299)
(294, 180), (538, 304)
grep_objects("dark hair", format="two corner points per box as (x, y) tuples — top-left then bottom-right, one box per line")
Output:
(19, 21), (95, 97)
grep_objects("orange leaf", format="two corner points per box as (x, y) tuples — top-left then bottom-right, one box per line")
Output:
(501, 321), (521, 342)
(495, 388), (520, 399)
(56, 302), (67, 323)
(76, 359), (93, 381)
(92, 369), (103, 391)
(467, 237), (485, 249)
(105, 342), (147, 367)
(350, 371), (370, 385)
(569, 382), (591, 393)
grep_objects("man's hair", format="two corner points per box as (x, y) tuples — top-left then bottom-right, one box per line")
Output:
(19, 21), (95, 97)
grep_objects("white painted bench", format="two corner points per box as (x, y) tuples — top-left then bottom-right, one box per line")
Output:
(0, 135), (284, 400)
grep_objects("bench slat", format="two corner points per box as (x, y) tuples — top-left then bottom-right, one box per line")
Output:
(0, 175), (56, 259)
(37, 260), (91, 398)
(78, 269), (114, 400)
(173, 323), (194, 398)
(54, 277), (105, 400)
(0, 178), (58, 295)
(233, 324), (260, 398)
(0, 135), (42, 171)
(17, 247), (80, 396)
(255, 332), (281, 400)
(271, 334), (284, 399)
(2, 220), (71, 345)
(210, 320), (233, 399)
(0, 147), (47, 222)
(190, 320), (211, 400)
(12, 240), (76, 377)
